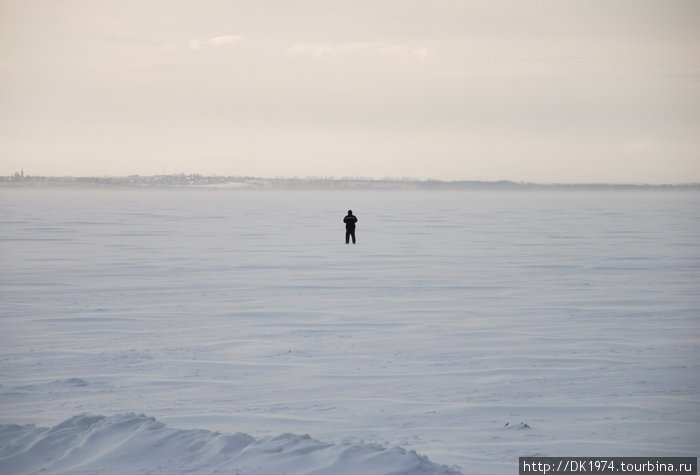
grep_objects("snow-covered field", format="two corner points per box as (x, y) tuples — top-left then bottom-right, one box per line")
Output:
(1, 188), (698, 474)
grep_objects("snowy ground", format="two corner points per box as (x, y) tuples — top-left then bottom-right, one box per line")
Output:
(0, 188), (698, 474)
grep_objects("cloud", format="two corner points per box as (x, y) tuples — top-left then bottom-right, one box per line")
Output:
(189, 35), (243, 50)
(378, 45), (429, 60)
(208, 35), (243, 46)
(288, 42), (428, 60)
(288, 42), (372, 57)
(187, 36), (428, 61)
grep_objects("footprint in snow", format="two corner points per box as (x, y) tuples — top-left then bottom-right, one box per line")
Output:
(504, 422), (531, 430)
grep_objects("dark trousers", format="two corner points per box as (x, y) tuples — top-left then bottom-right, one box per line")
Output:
(345, 227), (356, 244)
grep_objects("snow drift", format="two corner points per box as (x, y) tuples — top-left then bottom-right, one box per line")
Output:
(0, 413), (462, 475)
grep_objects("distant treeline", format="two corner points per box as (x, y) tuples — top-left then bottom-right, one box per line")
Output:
(1, 174), (698, 190)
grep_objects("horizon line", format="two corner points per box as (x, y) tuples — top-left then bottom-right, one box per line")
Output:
(2, 173), (699, 188)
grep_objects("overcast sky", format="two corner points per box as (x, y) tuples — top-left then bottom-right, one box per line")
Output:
(1, 0), (698, 183)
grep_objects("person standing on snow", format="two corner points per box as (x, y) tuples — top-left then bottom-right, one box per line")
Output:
(343, 210), (358, 244)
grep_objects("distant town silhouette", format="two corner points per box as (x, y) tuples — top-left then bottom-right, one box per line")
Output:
(2, 174), (697, 190)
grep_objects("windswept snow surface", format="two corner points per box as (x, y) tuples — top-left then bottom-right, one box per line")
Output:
(1, 188), (699, 474)
(0, 413), (458, 474)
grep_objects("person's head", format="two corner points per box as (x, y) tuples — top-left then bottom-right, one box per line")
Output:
(347, 210), (353, 215)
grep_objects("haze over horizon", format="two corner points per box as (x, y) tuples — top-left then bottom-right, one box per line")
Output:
(1, 1), (699, 184)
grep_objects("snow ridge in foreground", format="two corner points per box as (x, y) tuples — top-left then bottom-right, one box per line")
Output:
(0, 413), (462, 475)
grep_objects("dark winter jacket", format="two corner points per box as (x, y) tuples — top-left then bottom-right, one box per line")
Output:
(343, 214), (357, 229)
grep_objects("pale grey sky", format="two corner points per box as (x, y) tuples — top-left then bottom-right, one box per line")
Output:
(1, 0), (698, 183)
